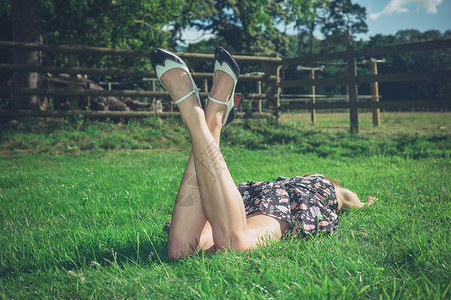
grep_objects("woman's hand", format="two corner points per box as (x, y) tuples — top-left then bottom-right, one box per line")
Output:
(366, 196), (378, 205)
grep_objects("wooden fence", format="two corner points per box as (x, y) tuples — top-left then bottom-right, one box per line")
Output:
(0, 40), (280, 120)
(281, 38), (451, 133)
(1, 39), (451, 133)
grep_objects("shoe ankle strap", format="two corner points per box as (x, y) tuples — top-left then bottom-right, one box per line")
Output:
(208, 95), (230, 105)
(174, 88), (200, 105)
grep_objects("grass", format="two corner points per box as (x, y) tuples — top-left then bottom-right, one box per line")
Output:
(1, 112), (450, 157)
(0, 112), (450, 298)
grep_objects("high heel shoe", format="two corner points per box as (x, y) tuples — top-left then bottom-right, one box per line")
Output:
(150, 48), (204, 108)
(225, 94), (244, 125)
(208, 47), (241, 125)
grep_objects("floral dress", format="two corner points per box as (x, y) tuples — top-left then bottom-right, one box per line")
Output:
(236, 174), (339, 237)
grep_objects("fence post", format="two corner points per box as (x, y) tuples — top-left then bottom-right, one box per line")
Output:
(346, 46), (359, 133)
(370, 59), (380, 126)
(151, 79), (157, 112)
(310, 69), (316, 125)
(203, 79), (208, 94)
(264, 62), (281, 120)
(256, 80), (262, 113)
(68, 54), (78, 110)
(151, 79), (156, 103)
(277, 65), (281, 110)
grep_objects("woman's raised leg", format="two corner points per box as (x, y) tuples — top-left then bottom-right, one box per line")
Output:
(162, 65), (253, 256)
(184, 85), (249, 252)
(167, 150), (209, 258)
(163, 67), (209, 259)
(164, 67), (240, 258)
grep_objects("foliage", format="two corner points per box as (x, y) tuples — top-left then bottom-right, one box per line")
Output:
(0, 0), (212, 71)
(37, 0), (200, 70)
(40, 0), (194, 49)
(0, 0), (327, 65)
(320, 0), (367, 45)
(292, 0), (367, 54)
(0, 0), (327, 102)
(186, 0), (327, 56)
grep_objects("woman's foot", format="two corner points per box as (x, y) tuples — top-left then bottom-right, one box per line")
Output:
(150, 48), (204, 127)
(206, 47), (240, 127)
(161, 68), (204, 126)
(206, 70), (236, 126)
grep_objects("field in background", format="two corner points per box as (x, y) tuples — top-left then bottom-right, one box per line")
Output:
(0, 112), (449, 298)
(1, 112), (450, 156)
(279, 111), (450, 136)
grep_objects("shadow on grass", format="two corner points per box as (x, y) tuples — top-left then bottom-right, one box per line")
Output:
(0, 231), (171, 278)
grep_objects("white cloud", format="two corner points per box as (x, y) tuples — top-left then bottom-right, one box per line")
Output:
(415, 0), (443, 13)
(369, 0), (443, 20)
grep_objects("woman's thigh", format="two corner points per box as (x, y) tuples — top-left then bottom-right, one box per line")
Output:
(245, 212), (290, 246)
(196, 212), (290, 253)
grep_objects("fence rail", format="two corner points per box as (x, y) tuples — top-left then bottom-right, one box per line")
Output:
(281, 39), (451, 132)
(0, 40), (279, 114)
(0, 87), (271, 101)
(283, 39), (451, 65)
(281, 69), (451, 88)
(1, 39), (450, 133)
(0, 64), (277, 82)
(0, 109), (271, 120)
(0, 40), (283, 63)
(280, 99), (449, 110)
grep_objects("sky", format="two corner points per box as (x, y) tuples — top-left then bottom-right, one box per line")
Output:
(355, 0), (451, 39)
(182, 0), (451, 43)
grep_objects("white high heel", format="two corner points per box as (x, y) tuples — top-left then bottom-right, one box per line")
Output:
(208, 47), (240, 125)
(150, 48), (204, 107)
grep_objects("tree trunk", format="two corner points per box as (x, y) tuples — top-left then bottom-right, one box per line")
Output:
(11, 0), (43, 110)
(308, 21), (316, 55)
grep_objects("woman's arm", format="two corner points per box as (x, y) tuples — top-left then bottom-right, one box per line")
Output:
(335, 186), (376, 212)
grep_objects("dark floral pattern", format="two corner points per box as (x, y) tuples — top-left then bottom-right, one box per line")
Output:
(237, 174), (339, 237)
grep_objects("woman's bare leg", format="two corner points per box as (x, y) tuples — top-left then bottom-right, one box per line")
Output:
(190, 71), (250, 251)
(167, 151), (209, 257)
(165, 69), (240, 258)
(185, 106), (248, 252)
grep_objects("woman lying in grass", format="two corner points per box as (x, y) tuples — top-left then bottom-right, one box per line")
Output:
(150, 47), (375, 259)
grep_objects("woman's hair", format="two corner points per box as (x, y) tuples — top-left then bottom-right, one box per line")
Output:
(324, 176), (340, 187)
(300, 174), (359, 196)
(300, 174), (340, 186)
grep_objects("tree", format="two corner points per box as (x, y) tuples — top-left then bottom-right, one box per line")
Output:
(0, 0), (211, 109)
(294, 0), (368, 54)
(38, 0), (197, 70)
(0, 0), (373, 110)
(0, 0), (210, 70)
(291, 0), (325, 54)
(189, 0), (321, 56)
(0, 3), (12, 109)
(320, 0), (367, 46)
(1, 0), (326, 64)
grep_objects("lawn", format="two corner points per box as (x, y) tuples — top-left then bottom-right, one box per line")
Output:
(0, 112), (450, 298)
